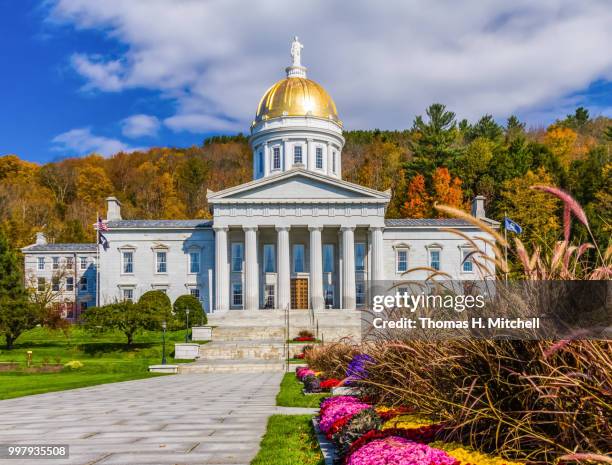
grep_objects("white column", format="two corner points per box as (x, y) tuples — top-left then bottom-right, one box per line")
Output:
(341, 226), (356, 310)
(244, 226), (259, 310)
(306, 138), (313, 171)
(370, 227), (384, 282)
(309, 226), (324, 310)
(214, 226), (229, 310)
(264, 143), (270, 177)
(276, 226), (291, 310)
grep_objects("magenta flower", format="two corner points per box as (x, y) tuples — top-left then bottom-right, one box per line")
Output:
(319, 401), (371, 433)
(346, 437), (457, 465)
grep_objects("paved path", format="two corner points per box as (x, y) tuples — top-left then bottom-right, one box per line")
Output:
(0, 372), (291, 465)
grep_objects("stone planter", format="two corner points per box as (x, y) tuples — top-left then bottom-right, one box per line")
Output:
(174, 343), (200, 360)
(149, 364), (178, 374)
(191, 325), (213, 341)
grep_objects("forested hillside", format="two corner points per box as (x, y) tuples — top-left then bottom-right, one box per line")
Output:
(1, 105), (609, 250)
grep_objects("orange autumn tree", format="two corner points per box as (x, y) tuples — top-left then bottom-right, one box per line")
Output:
(401, 174), (430, 218)
(432, 167), (465, 216)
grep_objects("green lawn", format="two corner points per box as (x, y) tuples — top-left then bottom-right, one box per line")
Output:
(0, 326), (189, 400)
(276, 372), (329, 408)
(251, 415), (324, 465)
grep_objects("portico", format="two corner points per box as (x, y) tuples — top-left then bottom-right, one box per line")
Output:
(208, 168), (390, 312)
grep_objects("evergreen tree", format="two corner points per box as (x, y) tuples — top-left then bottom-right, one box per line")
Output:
(0, 230), (37, 348)
(466, 115), (503, 142)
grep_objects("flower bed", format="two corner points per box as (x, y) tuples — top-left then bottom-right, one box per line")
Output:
(306, 353), (527, 465)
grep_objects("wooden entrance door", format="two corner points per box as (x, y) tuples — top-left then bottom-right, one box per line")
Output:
(291, 278), (309, 309)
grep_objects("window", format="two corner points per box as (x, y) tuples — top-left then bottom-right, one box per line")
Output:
(232, 282), (243, 307)
(52, 257), (59, 270)
(462, 249), (474, 272)
(293, 244), (305, 273)
(80, 257), (88, 270)
(37, 277), (45, 292)
(398, 287), (408, 297)
(66, 257), (73, 270)
(430, 250), (441, 271)
(123, 288), (134, 302)
(37, 257), (45, 271)
(66, 277), (74, 292)
(156, 251), (167, 273)
(324, 284), (334, 308)
(122, 251), (134, 274)
(231, 243), (244, 272)
(80, 302), (88, 311)
(332, 151), (337, 173)
(396, 249), (408, 273)
(355, 243), (366, 272)
(264, 284), (275, 308)
(189, 251), (200, 274)
(356, 282), (365, 306)
(323, 244), (334, 273)
(190, 288), (200, 299)
(263, 244), (276, 273)
(258, 151), (263, 173)
(272, 147), (281, 170)
(315, 147), (323, 169)
(293, 145), (302, 164)
(79, 276), (88, 291)
(52, 277), (60, 292)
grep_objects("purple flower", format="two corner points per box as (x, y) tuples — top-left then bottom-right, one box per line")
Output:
(345, 354), (375, 385)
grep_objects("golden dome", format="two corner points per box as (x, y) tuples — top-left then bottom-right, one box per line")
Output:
(254, 77), (341, 125)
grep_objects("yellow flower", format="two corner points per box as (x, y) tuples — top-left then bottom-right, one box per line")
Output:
(430, 441), (524, 465)
(381, 414), (434, 430)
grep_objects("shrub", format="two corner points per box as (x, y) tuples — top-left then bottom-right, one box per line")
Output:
(138, 291), (174, 328)
(63, 360), (83, 370)
(298, 329), (314, 338)
(84, 301), (159, 345)
(332, 407), (382, 458)
(173, 294), (206, 327)
(302, 374), (321, 393)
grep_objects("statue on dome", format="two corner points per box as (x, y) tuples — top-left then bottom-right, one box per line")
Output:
(290, 36), (303, 67)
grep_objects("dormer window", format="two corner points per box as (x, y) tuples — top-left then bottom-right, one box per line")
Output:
(293, 146), (302, 164)
(272, 147), (281, 170)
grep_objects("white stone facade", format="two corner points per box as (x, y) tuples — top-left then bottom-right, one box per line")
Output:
(22, 40), (498, 315)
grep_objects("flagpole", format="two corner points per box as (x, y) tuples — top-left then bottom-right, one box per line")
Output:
(504, 211), (508, 283)
(96, 210), (100, 307)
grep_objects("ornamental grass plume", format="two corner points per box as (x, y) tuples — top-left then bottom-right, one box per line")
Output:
(305, 340), (360, 379)
(345, 437), (456, 465)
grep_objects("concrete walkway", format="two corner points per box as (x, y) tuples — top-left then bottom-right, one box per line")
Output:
(0, 372), (296, 465)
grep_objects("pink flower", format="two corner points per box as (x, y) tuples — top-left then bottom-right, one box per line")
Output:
(346, 437), (457, 465)
(319, 401), (371, 433)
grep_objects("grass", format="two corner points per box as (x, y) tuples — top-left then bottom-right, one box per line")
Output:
(251, 415), (324, 465)
(276, 372), (329, 408)
(0, 325), (190, 400)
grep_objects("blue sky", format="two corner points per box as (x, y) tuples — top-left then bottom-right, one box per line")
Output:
(1, 0), (611, 163)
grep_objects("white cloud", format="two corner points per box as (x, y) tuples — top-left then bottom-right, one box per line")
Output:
(121, 114), (160, 138)
(52, 127), (138, 156)
(50, 0), (612, 130)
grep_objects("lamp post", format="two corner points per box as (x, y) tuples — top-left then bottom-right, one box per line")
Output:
(161, 320), (167, 365)
(185, 309), (190, 343)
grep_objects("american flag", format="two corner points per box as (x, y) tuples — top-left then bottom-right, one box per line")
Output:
(96, 216), (109, 231)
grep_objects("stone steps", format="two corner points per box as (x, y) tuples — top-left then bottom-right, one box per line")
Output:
(199, 340), (286, 360)
(178, 359), (286, 373)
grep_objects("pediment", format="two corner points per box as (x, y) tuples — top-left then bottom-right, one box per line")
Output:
(207, 169), (390, 202)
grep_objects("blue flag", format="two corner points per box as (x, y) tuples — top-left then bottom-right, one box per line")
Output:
(98, 233), (110, 251)
(504, 217), (523, 234)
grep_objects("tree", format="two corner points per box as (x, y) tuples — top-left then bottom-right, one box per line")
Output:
(466, 115), (503, 142)
(408, 103), (459, 174)
(176, 156), (210, 217)
(138, 290), (173, 327)
(457, 137), (494, 197)
(401, 174), (430, 218)
(173, 294), (206, 327)
(498, 168), (561, 247)
(0, 230), (37, 348)
(84, 301), (157, 346)
(505, 115), (526, 141)
(431, 167), (465, 214)
(544, 126), (578, 167)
